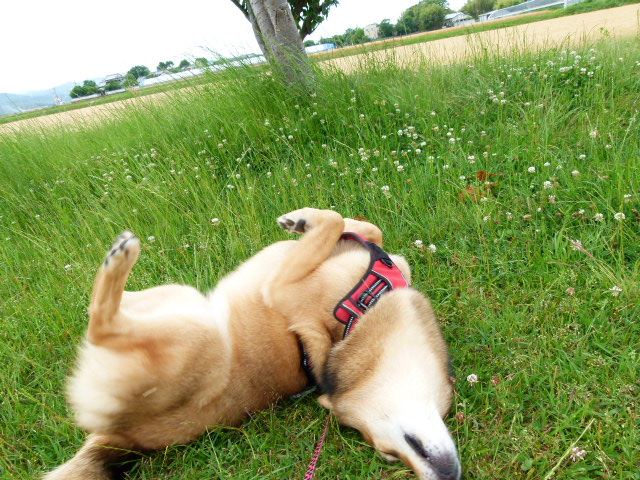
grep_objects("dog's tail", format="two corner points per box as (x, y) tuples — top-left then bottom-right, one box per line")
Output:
(43, 434), (136, 480)
(88, 231), (140, 346)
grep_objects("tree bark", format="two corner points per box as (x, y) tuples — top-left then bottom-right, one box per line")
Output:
(247, 0), (314, 89)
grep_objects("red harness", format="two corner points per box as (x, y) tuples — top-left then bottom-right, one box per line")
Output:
(302, 232), (410, 479)
(333, 232), (410, 337)
(300, 232), (410, 381)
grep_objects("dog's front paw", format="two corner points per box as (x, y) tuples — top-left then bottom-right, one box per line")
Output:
(104, 231), (140, 268)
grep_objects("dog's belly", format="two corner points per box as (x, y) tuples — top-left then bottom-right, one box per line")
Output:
(121, 285), (229, 331)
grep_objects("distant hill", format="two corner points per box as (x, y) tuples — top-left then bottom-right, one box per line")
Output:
(0, 82), (76, 117)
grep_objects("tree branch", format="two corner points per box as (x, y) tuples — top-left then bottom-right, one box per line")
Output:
(228, 0), (250, 21)
(290, 0), (306, 24)
(299, 0), (338, 39)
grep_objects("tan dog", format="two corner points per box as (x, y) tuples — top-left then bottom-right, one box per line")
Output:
(46, 208), (460, 480)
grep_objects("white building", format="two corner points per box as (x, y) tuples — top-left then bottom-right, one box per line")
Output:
(443, 12), (475, 28)
(364, 23), (380, 39)
(305, 43), (336, 54)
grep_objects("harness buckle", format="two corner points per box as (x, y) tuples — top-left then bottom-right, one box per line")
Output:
(356, 282), (389, 312)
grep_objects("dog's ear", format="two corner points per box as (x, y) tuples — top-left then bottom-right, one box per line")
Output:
(318, 394), (333, 410)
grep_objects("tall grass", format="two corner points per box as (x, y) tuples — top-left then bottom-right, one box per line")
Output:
(1, 35), (638, 479)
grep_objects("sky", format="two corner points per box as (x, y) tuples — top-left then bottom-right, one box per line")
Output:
(0, 0), (466, 94)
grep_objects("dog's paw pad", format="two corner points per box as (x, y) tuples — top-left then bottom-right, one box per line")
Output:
(277, 213), (308, 234)
(104, 231), (139, 266)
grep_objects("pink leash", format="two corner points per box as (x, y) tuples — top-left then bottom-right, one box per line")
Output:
(303, 414), (332, 480)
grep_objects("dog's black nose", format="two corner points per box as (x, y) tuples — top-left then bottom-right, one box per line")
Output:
(404, 433), (461, 480)
(430, 452), (461, 480)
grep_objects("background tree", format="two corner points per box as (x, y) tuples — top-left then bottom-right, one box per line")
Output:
(105, 80), (122, 91)
(194, 57), (210, 68)
(157, 61), (174, 71)
(69, 80), (100, 99)
(123, 73), (139, 87)
(461, 0), (495, 18)
(377, 19), (396, 38)
(341, 27), (369, 46)
(228, 0), (339, 87)
(494, 0), (522, 9)
(178, 59), (191, 70)
(397, 0), (450, 34)
(127, 65), (150, 79)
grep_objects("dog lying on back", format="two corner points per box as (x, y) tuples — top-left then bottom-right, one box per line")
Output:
(46, 208), (460, 480)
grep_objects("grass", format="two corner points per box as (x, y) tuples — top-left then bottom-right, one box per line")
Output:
(1, 32), (639, 480)
(2, 0), (637, 127)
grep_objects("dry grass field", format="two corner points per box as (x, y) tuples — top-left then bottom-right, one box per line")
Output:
(0, 4), (638, 135)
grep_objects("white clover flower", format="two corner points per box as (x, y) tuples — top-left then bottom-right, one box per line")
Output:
(544, 162), (551, 167)
(570, 447), (587, 462)
(64, 264), (73, 271)
(528, 166), (536, 173)
(578, 154), (586, 159)
(549, 195), (556, 204)
(397, 165), (405, 172)
(614, 212), (625, 221)
(570, 239), (583, 251)
(443, 164), (450, 169)
(572, 170), (580, 177)
(381, 185), (390, 192)
(483, 215), (491, 222)
(589, 129), (598, 138)
(414, 240), (423, 247)
(466, 374), (478, 384)
(449, 138), (456, 144)
(227, 184), (235, 189)
(397, 129), (404, 136)
(147, 236), (156, 242)
(610, 286), (622, 296)
(211, 218), (220, 226)
(594, 213), (604, 222)
(428, 244), (437, 253)
(543, 180), (553, 189)
(506, 212), (513, 219)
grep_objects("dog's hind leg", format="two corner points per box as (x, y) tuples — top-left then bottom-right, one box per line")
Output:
(88, 231), (140, 347)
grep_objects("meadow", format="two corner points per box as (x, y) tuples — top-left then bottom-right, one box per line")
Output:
(0, 33), (638, 479)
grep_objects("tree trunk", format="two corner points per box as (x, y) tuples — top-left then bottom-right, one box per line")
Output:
(247, 0), (314, 89)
